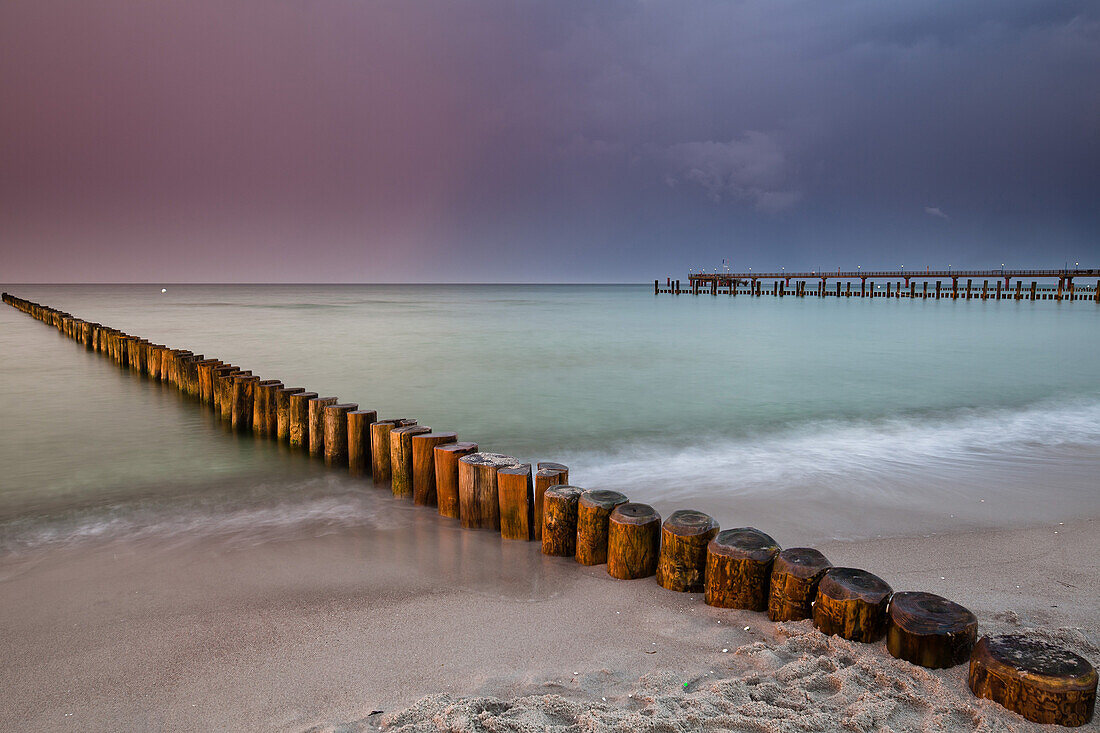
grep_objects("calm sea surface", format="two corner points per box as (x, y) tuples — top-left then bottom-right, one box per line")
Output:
(2, 284), (1098, 552)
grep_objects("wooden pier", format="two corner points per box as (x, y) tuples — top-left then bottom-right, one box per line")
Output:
(655, 268), (1100, 302)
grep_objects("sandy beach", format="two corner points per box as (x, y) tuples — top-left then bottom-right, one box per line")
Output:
(1, 510), (1095, 732)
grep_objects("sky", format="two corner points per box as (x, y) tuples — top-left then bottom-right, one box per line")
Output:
(2, 0), (1098, 283)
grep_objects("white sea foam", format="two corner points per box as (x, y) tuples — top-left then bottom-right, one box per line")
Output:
(560, 398), (1100, 514)
(0, 491), (403, 556)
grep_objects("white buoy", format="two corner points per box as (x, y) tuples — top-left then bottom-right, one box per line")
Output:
(161, 288), (167, 293)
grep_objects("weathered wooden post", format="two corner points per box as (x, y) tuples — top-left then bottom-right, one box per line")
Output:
(195, 360), (221, 403)
(540, 484), (583, 556)
(411, 431), (457, 506)
(966, 279), (972, 299)
(230, 375), (260, 432)
(370, 419), (414, 485)
(704, 527), (780, 610)
(434, 442), (478, 518)
(458, 452), (519, 530)
(968, 634), (1096, 727)
(346, 409), (378, 475)
(308, 396), (339, 457)
(390, 425), (431, 497)
(654, 279), (659, 295)
(288, 391), (319, 449)
(323, 403), (359, 466)
(533, 462), (569, 541)
(656, 510), (720, 592)
(252, 380), (283, 436)
(211, 366), (239, 413)
(607, 503), (661, 579)
(1032, 281), (1038, 301)
(275, 387), (305, 441)
(1016, 281), (1022, 300)
(996, 281), (1002, 300)
(180, 354), (206, 397)
(887, 591), (977, 668)
(812, 567), (893, 642)
(575, 490), (628, 565)
(767, 548), (832, 621)
(497, 464), (535, 540)
(936, 281), (941, 299)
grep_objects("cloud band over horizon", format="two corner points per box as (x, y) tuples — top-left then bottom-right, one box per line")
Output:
(1, 0), (1098, 282)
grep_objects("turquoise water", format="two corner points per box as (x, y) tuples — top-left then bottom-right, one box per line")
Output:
(2, 284), (1098, 550)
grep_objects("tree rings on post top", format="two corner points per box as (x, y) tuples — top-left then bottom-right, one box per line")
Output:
(575, 490), (628, 566)
(969, 634), (1097, 727)
(812, 567), (893, 643)
(656, 509), (720, 593)
(886, 591), (977, 669)
(704, 527), (780, 610)
(540, 485), (584, 557)
(767, 547), (832, 622)
(607, 503), (661, 580)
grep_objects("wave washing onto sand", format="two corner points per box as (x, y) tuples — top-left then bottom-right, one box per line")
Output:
(0, 481), (405, 556)
(561, 398), (1100, 503)
(369, 621), (1099, 733)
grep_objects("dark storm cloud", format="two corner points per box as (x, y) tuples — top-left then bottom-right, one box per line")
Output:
(1, 0), (1097, 281)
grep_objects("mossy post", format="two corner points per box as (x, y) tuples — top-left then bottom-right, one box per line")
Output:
(411, 431), (457, 506)
(656, 510), (720, 593)
(540, 485), (584, 556)
(575, 490), (628, 565)
(390, 425), (431, 498)
(434, 442), (478, 519)
(606, 503), (661, 580)
(968, 634), (1096, 727)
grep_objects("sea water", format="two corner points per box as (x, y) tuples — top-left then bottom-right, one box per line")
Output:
(2, 284), (1098, 552)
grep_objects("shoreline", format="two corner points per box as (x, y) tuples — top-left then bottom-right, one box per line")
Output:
(1, 515), (1096, 731)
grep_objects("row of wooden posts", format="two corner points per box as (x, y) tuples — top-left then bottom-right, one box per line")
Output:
(3, 291), (1095, 728)
(659, 278), (1100, 301)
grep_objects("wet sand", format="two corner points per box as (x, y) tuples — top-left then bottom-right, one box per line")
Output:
(0, 513), (1097, 732)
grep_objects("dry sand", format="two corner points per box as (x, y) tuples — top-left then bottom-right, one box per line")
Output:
(0, 510), (1096, 732)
